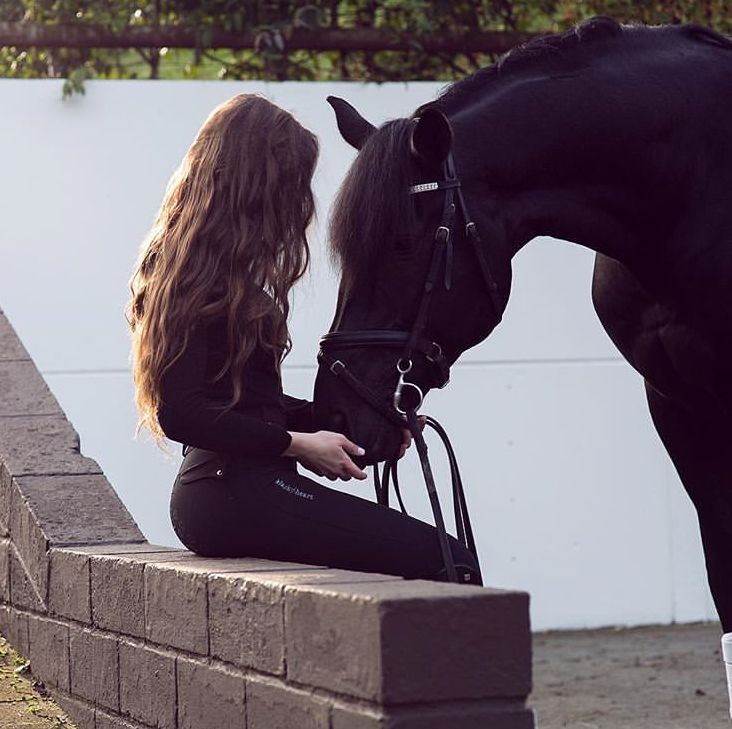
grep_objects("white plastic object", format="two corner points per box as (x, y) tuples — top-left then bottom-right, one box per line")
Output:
(722, 633), (732, 719)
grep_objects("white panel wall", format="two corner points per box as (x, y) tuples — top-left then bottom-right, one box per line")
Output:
(0, 79), (715, 630)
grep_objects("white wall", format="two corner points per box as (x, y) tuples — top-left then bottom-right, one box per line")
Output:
(0, 79), (716, 630)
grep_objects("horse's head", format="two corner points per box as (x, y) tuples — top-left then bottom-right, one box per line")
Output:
(314, 96), (512, 464)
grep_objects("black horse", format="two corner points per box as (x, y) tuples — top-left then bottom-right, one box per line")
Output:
(313, 16), (732, 632)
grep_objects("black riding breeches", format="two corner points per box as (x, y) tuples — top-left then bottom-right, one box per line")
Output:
(169, 447), (481, 584)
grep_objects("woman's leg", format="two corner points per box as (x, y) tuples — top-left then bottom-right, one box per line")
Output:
(170, 458), (481, 584)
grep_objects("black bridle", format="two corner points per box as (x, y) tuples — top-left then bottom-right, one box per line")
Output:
(319, 152), (502, 417)
(318, 151), (502, 583)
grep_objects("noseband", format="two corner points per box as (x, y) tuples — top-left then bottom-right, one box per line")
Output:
(318, 151), (502, 420)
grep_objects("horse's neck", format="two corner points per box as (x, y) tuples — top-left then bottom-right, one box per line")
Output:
(458, 56), (731, 304)
(506, 144), (732, 312)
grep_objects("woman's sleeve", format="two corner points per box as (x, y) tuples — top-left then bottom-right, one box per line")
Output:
(157, 327), (292, 456)
(282, 394), (316, 433)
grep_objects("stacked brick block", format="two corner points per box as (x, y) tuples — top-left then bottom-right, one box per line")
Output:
(0, 307), (535, 728)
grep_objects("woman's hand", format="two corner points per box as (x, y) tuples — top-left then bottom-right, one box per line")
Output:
(284, 431), (367, 481)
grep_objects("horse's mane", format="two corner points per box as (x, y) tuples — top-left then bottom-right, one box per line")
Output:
(329, 117), (415, 293)
(329, 16), (731, 284)
(434, 17), (731, 114)
(434, 16), (623, 113)
(329, 18), (626, 284)
(681, 23), (732, 50)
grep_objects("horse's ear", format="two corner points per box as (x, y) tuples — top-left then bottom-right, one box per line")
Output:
(410, 108), (453, 167)
(327, 96), (376, 150)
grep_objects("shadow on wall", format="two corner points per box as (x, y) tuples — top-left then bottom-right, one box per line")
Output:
(0, 306), (535, 728)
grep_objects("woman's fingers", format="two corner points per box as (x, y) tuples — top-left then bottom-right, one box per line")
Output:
(340, 437), (366, 458)
(291, 432), (369, 482)
(342, 457), (367, 480)
(338, 437), (367, 480)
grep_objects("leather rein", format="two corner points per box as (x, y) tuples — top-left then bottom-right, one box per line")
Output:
(317, 152), (501, 583)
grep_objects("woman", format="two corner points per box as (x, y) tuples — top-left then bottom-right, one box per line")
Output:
(128, 94), (480, 582)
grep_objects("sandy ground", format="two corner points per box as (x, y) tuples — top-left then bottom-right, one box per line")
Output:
(531, 622), (729, 728)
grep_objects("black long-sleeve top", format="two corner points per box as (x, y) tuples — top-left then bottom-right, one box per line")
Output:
(157, 316), (314, 457)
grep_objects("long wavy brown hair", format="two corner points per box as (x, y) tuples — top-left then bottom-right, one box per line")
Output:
(128, 94), (319, 441)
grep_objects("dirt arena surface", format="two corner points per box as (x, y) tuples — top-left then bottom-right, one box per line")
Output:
(531, 622), (729, 728)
